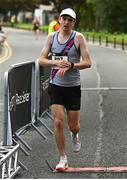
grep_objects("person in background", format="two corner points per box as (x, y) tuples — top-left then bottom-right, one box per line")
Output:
(48, 13), (60, 34)
(32, 17), (40, 40)
(11, 15), (16, 27)
(39, 8), (92, 171)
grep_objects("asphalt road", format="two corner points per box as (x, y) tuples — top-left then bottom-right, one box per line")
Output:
(1, 28), (127, 178)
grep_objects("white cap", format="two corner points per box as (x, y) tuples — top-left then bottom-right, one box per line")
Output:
(60, 8), (76, 20)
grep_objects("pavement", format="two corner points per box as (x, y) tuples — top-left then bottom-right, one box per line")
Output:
(14, 92), (102, 179)
(15, 112), (94, 179)
(14, 89), (127, 179)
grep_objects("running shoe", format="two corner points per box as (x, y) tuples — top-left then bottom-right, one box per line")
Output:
(71, 133), (81, 152)
(55, 156), (68, 171)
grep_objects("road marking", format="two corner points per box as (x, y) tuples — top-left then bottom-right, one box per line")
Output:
(81, 87), (127, 90)
(0, 99), (3, 104)
(91, 61), (104, 178)
(0, 100), (4, 112)
(0, 41), (12, 64)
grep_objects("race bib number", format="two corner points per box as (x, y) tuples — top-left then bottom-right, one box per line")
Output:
(52, 55), (68, 69)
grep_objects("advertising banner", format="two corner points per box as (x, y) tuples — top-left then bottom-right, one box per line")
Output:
(39, 66), (50, 116)
(8, 62), (34, 134)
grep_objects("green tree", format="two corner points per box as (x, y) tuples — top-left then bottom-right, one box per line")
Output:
(0, 0), (40, 15)
(102, 0), (127, 32)
(93, 0), (127, 33)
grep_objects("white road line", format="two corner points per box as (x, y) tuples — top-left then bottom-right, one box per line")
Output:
(0, 101), (3, 105)
(92, 61), (104, 178)
(0, 99), (4, 110)
(81, 87), (127, 90)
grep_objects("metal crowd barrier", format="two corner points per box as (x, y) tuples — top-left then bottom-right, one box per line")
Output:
(3, 61), (36, 146)
(35, 59), (54, 135)
(3, 60), (54, 152)
(2, 60), (54, 178)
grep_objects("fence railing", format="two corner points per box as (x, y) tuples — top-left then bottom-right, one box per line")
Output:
(84, 34), (127, 50)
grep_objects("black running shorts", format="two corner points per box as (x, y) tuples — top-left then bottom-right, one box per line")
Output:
(48, 83), (81, 110)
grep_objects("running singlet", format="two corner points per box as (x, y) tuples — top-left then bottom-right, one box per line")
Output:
(50, 31), (81, 87)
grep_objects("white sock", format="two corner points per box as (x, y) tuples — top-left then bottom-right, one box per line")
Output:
(72, 132), (79, 138)
(60, 155), (67, 161)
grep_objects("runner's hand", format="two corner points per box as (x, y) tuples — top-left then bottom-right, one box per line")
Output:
(57, 67), (69, 77)
(54, 60), (70, 68)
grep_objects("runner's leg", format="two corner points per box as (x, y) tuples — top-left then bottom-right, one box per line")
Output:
(67, 110), (80, 134)
(51, 104), (66, 156)
(67, 110), (81, 152)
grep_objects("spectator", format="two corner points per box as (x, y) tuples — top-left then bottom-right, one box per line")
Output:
(48, 13), (60, 34)
(32, 17), (40, 40)
(11, 15), (16, 27)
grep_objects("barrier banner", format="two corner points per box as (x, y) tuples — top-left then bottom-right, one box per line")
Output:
(39, 66), (50, 116)
(8, 62), (34, 134)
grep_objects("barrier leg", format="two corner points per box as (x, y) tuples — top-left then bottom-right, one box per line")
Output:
(14, 133), (32, 151)
(37, 118), (54, 135)
(12, 138), (30, 156)
(45, 111), (54, 121)
(31, 123), (47, 139)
